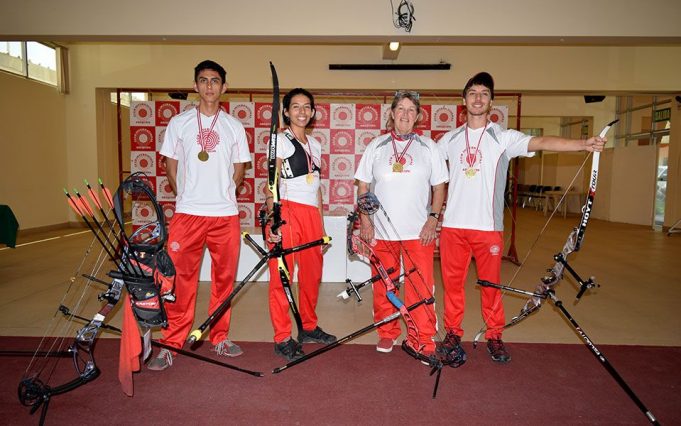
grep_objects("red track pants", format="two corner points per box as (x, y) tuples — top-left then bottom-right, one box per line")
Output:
(268, 200), (324, 343)
(371, 239), (437, 352)
(160, 213), (240, 349)
(439, 227), (505, 340)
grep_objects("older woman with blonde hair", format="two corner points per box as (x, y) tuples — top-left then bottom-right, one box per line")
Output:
(354, 90), (448, 355)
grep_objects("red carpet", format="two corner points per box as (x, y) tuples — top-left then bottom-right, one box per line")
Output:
(1, 337), (678, 425)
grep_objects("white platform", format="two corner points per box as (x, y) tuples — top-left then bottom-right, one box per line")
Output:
(199, 215), (371, 283)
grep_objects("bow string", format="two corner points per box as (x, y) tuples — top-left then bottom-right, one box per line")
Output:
(474, 119), (619, 342)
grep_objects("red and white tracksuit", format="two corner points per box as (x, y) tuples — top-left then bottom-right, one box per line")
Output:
(439, 227), (505, 340)
(268, 200), (324, 343)
(160, 213), (241, 348)
(372, 239), (437, 352)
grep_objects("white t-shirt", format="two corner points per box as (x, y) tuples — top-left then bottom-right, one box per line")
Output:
(276, 129), (322, 208)
(438, 122), (534, 231)
(160, 107), (251, 216)
(355, 133), (449, 241)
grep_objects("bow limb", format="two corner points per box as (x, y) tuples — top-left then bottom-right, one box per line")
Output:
(348, 232), (423, 352)
(475, 119), (619, 340)
(264, 63), (304, 336)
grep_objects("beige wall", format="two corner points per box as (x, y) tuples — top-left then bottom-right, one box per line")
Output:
(0, 72), (68, 229)
(2, 0), (680, 41)
(3, 42), (680, 229)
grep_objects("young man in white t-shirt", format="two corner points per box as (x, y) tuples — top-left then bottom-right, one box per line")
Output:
(148, 60), (252, 371)
(438, 72), (607, 363)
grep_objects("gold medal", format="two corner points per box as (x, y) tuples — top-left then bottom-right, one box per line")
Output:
(392, 162), (403, 173)
(198, 151), (209, 162)
(306, 173), (314, 184)
(465, 167), (477, 178)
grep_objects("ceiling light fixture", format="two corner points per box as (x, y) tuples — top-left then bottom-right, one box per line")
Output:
(382, 42), (401, 60)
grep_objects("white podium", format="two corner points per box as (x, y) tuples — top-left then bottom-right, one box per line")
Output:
(199, 215), (368, 283)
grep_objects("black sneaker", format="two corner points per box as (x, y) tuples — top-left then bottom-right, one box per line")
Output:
(274, 338), (304, 362)
(436, 331), (467, 368)
(487, 338), (511, 363)
(298, 326), (337, 344)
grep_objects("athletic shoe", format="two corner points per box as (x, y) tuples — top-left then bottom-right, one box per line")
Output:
(274, 338), (304, 362)
(376, 338), (395, 353)
(212, 339), (243, 357)
(437, 331), (467, 367)
(487, 338), (511, 363)
(298, 326), (337, 344)
(147, 348), (173, 371)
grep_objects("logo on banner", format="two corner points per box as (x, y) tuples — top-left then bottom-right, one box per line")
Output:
(132, 103), (154, 125)
(255, 153), (268, 178)
(310, 129), (329, 153)
(320, 154), (330, 179)
(313, 104), (330, 128)
(133, 201), (157, 224)
(255, 103), (272, 127)
(320, 180), (329, 204)
(157, 177), (175, 201)
(255, 178), (269, 203)
(433, 105), (455, 130)
(255, 128), (270, 153)
(330, 155), (354, 179)
(329, 180), (354, 204)
(456, 106), (468, 127)
(132, 127), (155, 150)
(244, 127), (254, 151)
(488, 106), (508, 129)
(156, 102), (179, 126)
(237, 178), (255, 203)
(238, 204), (254, 228)
(356, 105), (380, 129)
(380, 104), (392, 130)
(156, 128), (167, 150)
(356, 130), (379, 153)
(132, 152), (154, 173)
(231, 103), (253, 127)
(331, 104), (354, 128)
(160, 202), (175, 221)
(156, 153), (167, 176)
(416, 105), (431, 130)
(330, 129), (355, 154)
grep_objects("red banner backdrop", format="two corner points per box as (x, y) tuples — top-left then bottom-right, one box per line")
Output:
(130, 101), (507, 229)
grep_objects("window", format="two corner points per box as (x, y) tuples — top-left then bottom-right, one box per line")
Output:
(0, 41), (58, 86)
(110, 92), (149, 107)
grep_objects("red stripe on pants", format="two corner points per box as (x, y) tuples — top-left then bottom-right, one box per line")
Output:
(439, 227), (505, 340)
(160, 213), (240, 348)
(268, 200), (324, 343)
(371, 239), (437, 351)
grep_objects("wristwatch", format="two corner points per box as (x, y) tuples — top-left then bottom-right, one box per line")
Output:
(429, 212), (440, 220)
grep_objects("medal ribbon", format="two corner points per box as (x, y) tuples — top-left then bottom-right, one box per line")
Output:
(464, 122), (487, 168)
(197, 107), (221, 152)
(390, 131), (415, 167)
